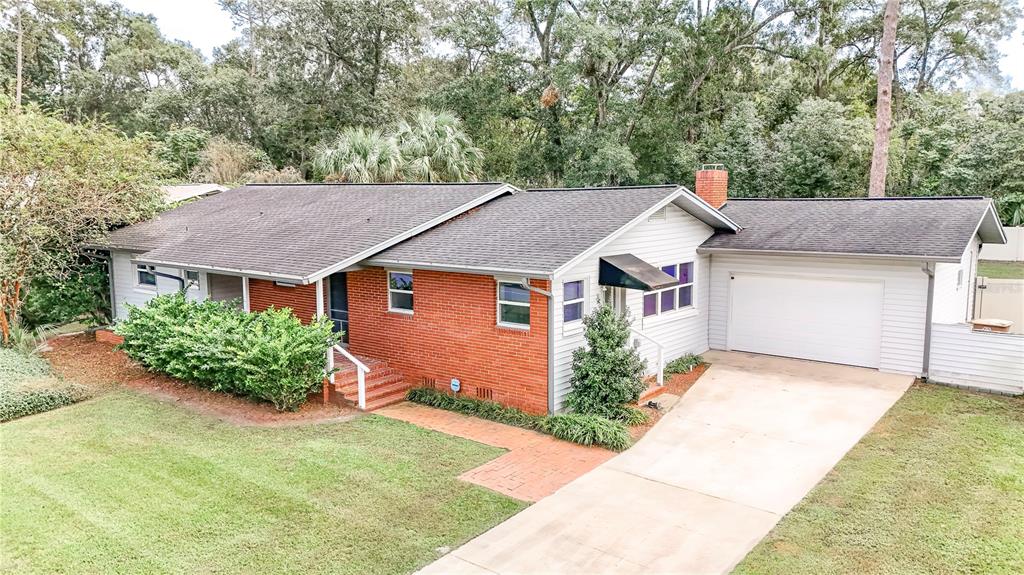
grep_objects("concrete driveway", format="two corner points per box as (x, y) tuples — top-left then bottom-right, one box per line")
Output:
(419, 351), (913, 575)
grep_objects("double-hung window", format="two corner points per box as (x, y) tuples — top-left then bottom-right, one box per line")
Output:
(563, 280), (585, 323)
(388, 271), (414, 313)
(498, 282), (530, 328)
(643, 262), (694, 317)
(185, 270), (201, 290)
(137, 265), (157, 288)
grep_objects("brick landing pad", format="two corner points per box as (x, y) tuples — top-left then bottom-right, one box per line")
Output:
(376, 402), (614, 502)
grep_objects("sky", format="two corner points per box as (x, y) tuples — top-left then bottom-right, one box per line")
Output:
(120, 0), (1024, 91)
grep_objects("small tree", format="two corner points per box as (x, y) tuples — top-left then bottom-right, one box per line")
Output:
(0, 105), (163, 345)
(565, 303), (647, 420)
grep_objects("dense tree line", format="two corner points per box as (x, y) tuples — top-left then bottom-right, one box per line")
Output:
(1, 0), (1021, 201)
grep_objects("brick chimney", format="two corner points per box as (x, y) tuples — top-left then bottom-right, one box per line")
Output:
(695, 164), (728, 209)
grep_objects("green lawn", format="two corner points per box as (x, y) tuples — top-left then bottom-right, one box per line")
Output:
(978, 260), (1024, 279)
(734, 385), (1024, 575)
(0, 393), (526, 574)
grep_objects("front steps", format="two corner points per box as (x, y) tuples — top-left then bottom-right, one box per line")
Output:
(329, 353), (409, 411)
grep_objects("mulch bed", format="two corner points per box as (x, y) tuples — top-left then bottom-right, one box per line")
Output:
(629, 363), (709, 441)
(42, 334), (359, 427)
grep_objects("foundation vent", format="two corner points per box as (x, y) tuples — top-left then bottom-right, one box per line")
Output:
(476, 387), (494, 400)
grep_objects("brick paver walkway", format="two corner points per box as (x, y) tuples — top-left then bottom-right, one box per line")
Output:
(376, 402), (614, 502)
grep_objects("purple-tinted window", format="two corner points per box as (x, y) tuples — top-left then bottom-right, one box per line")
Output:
(660, 289), (675, 312)
(679, 285), (693, 307)
(643, 293), (657, 317)
(564, 301), (583, 322)
(679, 262), (692, 284)
(661, 264), (677, 278)
(564, 280), (583, 301)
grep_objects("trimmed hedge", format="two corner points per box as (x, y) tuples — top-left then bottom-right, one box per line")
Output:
(406, 387), (632, 451)
(0, 348), (89, 422)
(116, 293), (338, 411)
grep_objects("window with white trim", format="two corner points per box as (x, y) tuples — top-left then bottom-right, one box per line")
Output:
(498, 282), (530, 327)
(563, 280), (585, 323)
(136, 265), (157, 287)
(185, 270), (201, 290)
(643, 261), (694, 317)
(388, 271), (414, 313)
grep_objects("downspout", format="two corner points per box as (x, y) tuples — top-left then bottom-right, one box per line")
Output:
(921, 262), (935, 381)
(151, 270), (187, 292)
(547, 278), (556, 415)
(518, 277), (556, 415)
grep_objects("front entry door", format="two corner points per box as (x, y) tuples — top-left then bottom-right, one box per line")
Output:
(329, 272), (349, 344)
(601, 285), (626, 315)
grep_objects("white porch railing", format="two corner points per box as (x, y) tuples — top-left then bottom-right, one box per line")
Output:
(327, 344), (371, 409)
(630, 328), (665, 386)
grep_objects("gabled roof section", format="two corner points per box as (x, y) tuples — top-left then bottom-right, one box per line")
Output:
(102, 182), (512, 282)
(370, 185), (738, 276)
(698, 196), (1005, 262)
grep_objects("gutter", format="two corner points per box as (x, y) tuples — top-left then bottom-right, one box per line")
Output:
(696, 246), (962, 264)
(921, 263), (935, 380)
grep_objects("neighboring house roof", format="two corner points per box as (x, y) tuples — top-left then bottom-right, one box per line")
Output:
(103, 182), (512, 282)
(370, 185), (739, 276)
(159, 183), (228, 204)
(698, 197), (1005, 262)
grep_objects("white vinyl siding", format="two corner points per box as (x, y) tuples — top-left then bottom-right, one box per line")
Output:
(551, 203), (715, 411)
(930, 323), (1024, 395)
(933, 234), (981, 324)
(708, 254), (929, 375)
(111, 250), (208, 320)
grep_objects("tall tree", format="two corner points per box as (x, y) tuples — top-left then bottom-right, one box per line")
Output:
(869, 0), (900, 198)
(13, 0), (21, 109)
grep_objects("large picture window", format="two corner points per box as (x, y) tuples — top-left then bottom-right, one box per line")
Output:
(388, 271), (413, 313)
(643, 262), (694, 317)
(498, 282), (530, 328)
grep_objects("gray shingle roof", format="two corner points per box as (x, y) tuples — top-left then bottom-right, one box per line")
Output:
(371, 186), (685, 274)
(102, 183), (508, 280)
(699, 197), (1000, 261)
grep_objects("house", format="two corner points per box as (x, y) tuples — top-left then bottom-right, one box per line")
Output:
(159, 183), (228, 204)
(99, 167), (1012, 412)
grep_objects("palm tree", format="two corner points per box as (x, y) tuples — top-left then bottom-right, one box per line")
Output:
(312, 127), (403, 183)
(394, 110), (484, 182)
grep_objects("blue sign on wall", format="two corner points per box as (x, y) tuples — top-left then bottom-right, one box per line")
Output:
(450, 378), (461, 393)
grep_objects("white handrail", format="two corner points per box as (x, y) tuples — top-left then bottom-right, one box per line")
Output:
(629, 328), (665, 386)
(329, 344), (371, 409)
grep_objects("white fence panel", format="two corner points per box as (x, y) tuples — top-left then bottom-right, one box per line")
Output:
(930, 323), (1024, 395)
(980, 227), (1024, 262)
(975, 278), (1024, 334)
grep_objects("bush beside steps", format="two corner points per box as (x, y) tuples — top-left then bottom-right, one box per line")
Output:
(406, 387), (632, 451)
(116, 293), (339, 411)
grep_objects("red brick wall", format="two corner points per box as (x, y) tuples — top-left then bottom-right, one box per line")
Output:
(695, 168), (728, 209)
(248, 279), (319, 324)
(348, 268), (550, 414)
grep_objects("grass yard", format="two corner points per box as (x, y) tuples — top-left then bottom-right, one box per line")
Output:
(978, 260), (1024, 279)
(734, 385), (1024, 575)
(0, 393), (526, 574)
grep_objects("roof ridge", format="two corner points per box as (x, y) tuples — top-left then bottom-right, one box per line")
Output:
(527, 184), (678, 192)
(727, 196), (988, 202)
(242, 181), (507, 187)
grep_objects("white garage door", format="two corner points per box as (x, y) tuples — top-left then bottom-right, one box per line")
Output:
(728, 274), (884, 368)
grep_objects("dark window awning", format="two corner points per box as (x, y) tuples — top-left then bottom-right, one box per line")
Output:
(599, 254), (678, 291)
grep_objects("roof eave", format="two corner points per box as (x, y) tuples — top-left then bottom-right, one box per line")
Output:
(975, 202), (1007, 244)
(695, 246), (962, 263)
(672, 187), (741, 232)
